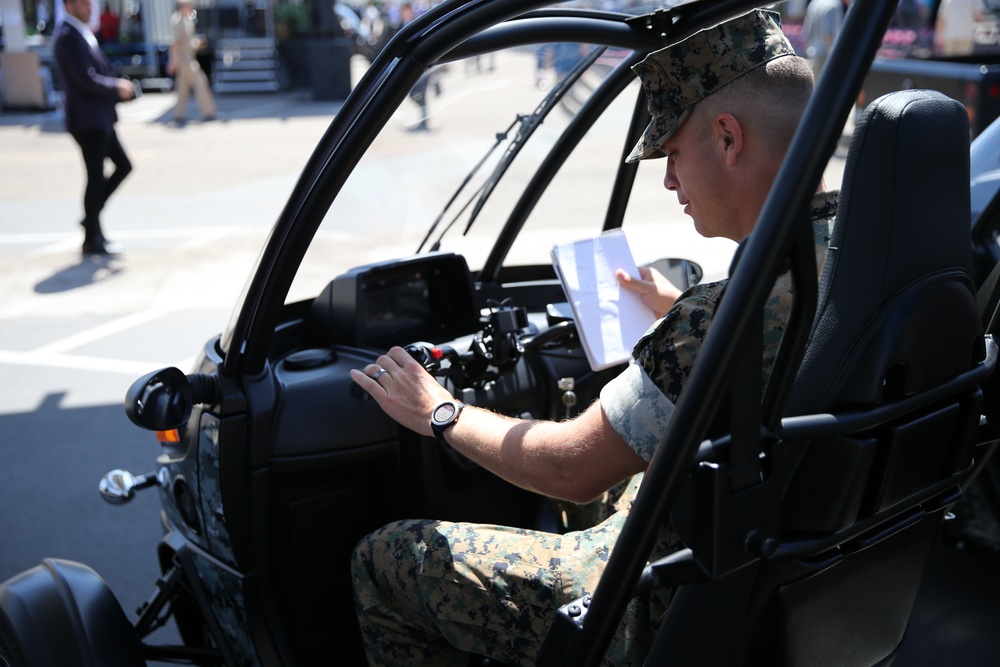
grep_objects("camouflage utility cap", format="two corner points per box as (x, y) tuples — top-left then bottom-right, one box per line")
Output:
(627, 9), (795, 163)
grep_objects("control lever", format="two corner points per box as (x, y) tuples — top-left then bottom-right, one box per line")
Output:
(404, 342), (458, 373)
(405, 300), (529, 389)
(404, 342), (471, 389)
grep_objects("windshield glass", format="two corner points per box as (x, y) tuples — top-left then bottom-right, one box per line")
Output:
(284, 2), (855, 307)
(287, 38), (738, 306)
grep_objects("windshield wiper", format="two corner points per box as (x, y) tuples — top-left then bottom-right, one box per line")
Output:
(418, 44), (608, 253)
(416, 114), (521, 253)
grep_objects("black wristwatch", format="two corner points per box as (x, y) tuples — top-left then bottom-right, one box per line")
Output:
(430, 400), (465, 444)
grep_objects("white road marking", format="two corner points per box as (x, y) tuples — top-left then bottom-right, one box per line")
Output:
(0, 226), (266, 245)
(32, 310), (168, 355)
(0, 349), (174, 375)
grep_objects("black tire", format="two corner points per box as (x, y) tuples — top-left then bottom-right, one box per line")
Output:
(0, 610), (27, 667)
(0, 559), (145, 667)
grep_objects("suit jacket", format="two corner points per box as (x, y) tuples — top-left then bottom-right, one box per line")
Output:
(53, 21), (121, 133)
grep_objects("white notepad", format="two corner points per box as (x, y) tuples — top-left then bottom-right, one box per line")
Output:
(551, 229), (657, 370)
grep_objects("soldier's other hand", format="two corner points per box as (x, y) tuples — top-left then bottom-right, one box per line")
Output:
(617, 265), (682, 318)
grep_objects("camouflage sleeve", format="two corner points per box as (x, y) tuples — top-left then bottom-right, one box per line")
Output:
(600, 283), (724, 461)
(634, 287), (722, 402)
(600, 362), (676, 461)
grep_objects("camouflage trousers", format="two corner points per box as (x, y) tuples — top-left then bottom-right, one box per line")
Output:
(351, 474), (681, 667)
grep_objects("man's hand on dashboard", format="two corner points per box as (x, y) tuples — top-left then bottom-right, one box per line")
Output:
(616, 265), (682, 318)
(350, 346), (454, 437)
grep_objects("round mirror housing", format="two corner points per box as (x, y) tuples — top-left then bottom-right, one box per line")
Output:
(644, 258), (704, 291)
(99, 469), (139, 504)
(124, 367), (193, 431)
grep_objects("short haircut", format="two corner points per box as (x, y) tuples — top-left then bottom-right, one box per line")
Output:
(691, 55), (815, 157)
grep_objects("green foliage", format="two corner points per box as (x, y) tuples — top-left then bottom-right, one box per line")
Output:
(274, 1), (312, 36)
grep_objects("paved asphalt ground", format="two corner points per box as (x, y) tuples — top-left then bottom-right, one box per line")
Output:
(0, 84), (347, 657)
(1, 54), (999, 664)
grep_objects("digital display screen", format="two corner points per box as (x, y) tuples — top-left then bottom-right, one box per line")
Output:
(310, 253), (480, 348)
(362, 273), (432, 346)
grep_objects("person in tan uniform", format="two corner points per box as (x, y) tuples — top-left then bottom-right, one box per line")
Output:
(935, 0), (986, 56)
(167, 0), (217, 123)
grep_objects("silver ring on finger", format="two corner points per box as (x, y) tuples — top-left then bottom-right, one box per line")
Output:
(372, 367), (389, 381)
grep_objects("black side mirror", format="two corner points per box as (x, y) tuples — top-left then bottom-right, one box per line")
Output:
(125, 367), (218, 431)
(645, 258), (704, 291)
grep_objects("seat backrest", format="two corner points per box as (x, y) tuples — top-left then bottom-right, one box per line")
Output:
(650, 89), (987, 667)
(787, 89), (980, 414)
(776, 89), (982, 535)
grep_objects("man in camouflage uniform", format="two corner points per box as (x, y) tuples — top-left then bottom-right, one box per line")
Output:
(350, 9), (837, 666)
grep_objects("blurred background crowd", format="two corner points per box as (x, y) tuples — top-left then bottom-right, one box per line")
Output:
(1, 0), (998, 111)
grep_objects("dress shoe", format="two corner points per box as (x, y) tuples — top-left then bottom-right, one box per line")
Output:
(82, 239), (124, 256)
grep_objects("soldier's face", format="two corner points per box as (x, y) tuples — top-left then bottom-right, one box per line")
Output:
(661, 104), (754, 242)
(661, 116), (727, 239)
(65, 0), (94, 23)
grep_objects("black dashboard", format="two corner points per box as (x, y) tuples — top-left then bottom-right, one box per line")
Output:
(267, 252), (621, 459)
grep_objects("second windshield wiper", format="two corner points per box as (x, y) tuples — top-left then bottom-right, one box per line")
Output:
(418, 44), (608, 253)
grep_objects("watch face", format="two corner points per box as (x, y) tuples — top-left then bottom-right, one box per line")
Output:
(433, 403), (457, 423)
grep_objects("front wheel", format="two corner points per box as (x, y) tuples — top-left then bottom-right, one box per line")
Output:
(0, 611), (29, 667)
(0, 559), (145, 667)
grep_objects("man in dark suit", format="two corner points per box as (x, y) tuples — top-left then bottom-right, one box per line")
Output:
(53, 0), (136, 255)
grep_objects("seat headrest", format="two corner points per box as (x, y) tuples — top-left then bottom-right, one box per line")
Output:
(787, 89), (978, 414)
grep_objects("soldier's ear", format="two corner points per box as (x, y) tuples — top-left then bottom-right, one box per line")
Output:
(714, 112), (743, 165)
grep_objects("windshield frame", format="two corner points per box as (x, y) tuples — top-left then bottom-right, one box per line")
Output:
(219, 1), (697, 376)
